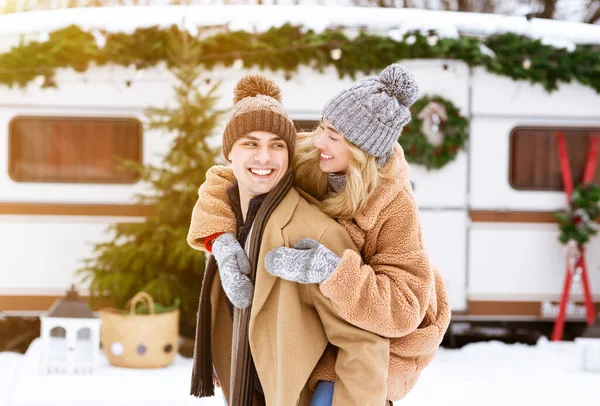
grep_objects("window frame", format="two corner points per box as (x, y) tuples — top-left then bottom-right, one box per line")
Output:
(508, 125), (600, 192)
(293, 119), (320, 133)
(8, 115), (143, 185)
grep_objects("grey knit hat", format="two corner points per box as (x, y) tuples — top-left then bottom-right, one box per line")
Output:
(321, 63), (419, 165)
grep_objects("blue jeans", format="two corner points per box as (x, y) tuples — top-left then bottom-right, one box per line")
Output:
(310, 380), (334, 406)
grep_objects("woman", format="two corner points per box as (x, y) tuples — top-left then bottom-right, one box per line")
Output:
(188, 64), (451, 404)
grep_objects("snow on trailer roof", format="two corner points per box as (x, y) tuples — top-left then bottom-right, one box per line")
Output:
(1, 4), (600, 47)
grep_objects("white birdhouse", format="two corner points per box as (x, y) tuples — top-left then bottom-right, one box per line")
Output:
(39, 285), (101, 375)
(576, 317), (600, 373)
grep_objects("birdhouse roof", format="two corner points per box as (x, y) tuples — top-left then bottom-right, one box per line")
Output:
(46, 285), (96, 318)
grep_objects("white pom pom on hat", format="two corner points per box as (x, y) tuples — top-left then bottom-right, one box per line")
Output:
(378, 63), (419, 108)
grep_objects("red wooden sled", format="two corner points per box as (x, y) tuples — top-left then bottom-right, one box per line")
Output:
(551, 131), (599, 341)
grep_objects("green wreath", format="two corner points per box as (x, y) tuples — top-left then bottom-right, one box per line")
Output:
(555, 184), (600, 246)
(399, 95), (469, 169)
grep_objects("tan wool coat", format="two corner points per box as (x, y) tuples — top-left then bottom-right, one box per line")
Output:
(188, 176), (390, 405)
(191, 143), (451, 401)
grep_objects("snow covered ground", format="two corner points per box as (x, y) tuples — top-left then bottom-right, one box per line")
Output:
(0, 337), (597, 406)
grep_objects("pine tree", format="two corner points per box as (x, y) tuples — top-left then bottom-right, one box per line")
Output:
(78, 27), (222, 335)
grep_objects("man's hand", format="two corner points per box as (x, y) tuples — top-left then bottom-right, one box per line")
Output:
(264, 238), (341, 284)
(212, 233), (253, 309)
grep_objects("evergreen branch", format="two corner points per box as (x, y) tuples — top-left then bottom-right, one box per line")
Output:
(1, 24), (599, 93)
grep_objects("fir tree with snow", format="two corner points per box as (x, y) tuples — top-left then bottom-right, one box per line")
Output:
(78, 27), (221, 334)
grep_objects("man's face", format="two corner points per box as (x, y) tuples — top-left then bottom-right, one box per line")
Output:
(229, 131), (289, 200)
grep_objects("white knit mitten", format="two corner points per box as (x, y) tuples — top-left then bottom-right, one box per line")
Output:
(264, 239), (340, 284)
(212, 233), (253, 309)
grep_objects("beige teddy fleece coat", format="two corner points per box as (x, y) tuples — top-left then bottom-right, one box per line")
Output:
(187, 143), (451, 401)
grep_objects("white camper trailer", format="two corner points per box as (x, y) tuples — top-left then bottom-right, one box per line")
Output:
(1, 5), (600, 327)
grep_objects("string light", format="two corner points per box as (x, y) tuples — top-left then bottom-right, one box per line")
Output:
(232, 58), (244, 70)
(92, 30), (106, 48)
(0, 32), (567, 76)
(427, 34), (439, 46)
(38, 32), (50, 42)
(0, 61), (520, 88)
(0, 27), (593, 93)
(330, 48), (342, 61)
(0, 36), (346, 73)
(1, 31), (372, 77)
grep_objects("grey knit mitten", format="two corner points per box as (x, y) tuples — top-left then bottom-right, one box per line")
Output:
(212, 233), (253, 309)
(264, 238), (341, 284)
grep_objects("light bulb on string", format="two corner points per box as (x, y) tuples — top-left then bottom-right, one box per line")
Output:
(427, 34), (439, 46)
(405, 35), (417, 45)
(330, 48), (342, 61)
(522, 57), (532, 70)
(92, 30), (106, 48)
(233, 58), (244, 70)
(38, 31), (50, 42)
(34, 75), (45, 86)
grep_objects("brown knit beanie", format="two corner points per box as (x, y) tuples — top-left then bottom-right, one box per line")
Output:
(222, 74), (296, 161)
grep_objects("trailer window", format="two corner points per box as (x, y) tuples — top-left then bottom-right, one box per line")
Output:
(9, 117), (142, 184)
(509, 127), (600, 191)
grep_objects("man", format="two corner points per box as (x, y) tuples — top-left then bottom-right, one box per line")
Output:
(188, 74), (389, 405)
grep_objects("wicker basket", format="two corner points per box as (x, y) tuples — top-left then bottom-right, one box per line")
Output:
(99, 292), (179, 369)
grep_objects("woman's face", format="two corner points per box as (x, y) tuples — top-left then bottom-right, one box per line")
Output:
(314, 117), (351, 174)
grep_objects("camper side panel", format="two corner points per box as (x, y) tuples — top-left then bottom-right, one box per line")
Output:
(468, 68), (600, 318)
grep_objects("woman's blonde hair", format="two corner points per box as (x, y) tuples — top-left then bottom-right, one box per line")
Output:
(293, 126), (399, 219)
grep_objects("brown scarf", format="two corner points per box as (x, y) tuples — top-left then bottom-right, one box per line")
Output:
(190, 171), (294, 403)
